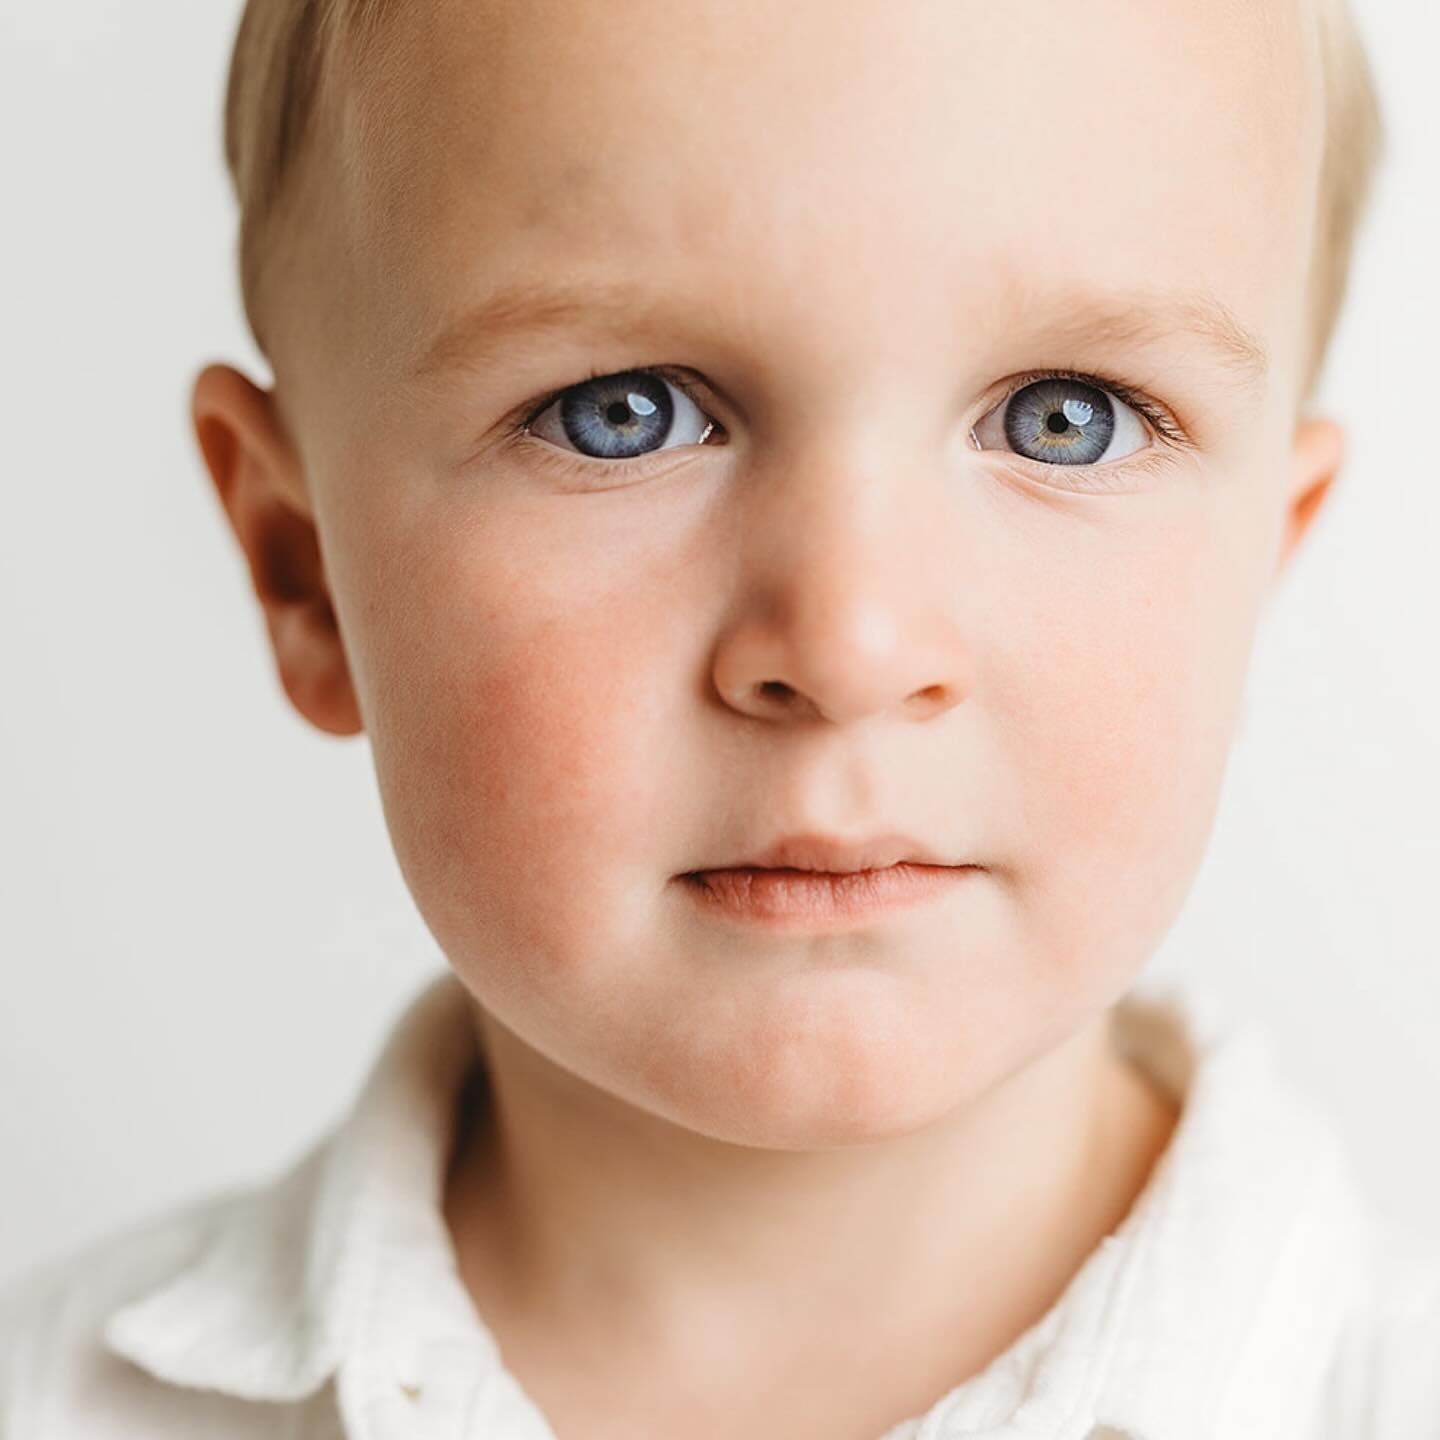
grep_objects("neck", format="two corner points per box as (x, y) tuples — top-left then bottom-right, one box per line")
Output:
(442, 1001), (1179, 1418)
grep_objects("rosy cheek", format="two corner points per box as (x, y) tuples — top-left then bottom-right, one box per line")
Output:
(368, 556), (672, 957)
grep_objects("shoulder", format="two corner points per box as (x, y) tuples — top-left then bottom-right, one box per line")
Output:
(0, 1188), (286, 1439)
(1322, 1223), (1440, 1436)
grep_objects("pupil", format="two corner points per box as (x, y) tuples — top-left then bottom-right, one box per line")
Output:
(1046, 411), (1070, 434)
(606, 401), (632, 425)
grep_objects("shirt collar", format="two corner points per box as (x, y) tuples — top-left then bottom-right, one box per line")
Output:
(103, 971), (488, 1406)
(904, 982), (1377, 1440)
(102, 970), (1376, 1440)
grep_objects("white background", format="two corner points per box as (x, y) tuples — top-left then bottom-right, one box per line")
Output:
(0, 2), (1436, 1289)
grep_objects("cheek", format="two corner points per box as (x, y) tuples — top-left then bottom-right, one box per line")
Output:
(994, 482), (1277, 968)
(356, 522), (681, 986)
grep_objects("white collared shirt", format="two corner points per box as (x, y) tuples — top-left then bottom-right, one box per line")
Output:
(3, 969), (1438, 1439)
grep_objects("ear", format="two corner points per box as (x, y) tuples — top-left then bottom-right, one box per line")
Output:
(1273, 414), (1346, 583)
(191, 363), (363, 737)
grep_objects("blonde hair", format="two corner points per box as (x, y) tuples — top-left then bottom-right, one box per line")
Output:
(1304, 0), (1386, 399)
(221, 0), (1384, 405)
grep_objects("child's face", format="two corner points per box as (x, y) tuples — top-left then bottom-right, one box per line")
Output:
(249, 0), (1339, 1140)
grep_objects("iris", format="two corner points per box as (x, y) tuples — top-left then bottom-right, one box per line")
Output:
(1004, 379), (1115, 465)
(558, 371), (676, 459)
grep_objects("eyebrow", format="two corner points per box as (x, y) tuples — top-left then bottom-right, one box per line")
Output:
(997, 283), (1271, 393)
(410, 277), (1270, 393)
(411, 282), (677, 382)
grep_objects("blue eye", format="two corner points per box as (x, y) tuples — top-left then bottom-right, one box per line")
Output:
(973, 376), (1151, 467)
(526, 369), (717, 460)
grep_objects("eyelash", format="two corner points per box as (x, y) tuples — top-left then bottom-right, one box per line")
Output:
(502, 363), (1193, 487)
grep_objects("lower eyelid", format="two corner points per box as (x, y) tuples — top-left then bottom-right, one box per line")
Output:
(992, 444), (1186, 495)
(505, 433), (718, 488)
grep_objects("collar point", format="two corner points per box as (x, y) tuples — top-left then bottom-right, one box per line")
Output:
(102, 1296), (342, 1403)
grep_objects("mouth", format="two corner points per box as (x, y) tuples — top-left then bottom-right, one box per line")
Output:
(677, 861), (981, 932)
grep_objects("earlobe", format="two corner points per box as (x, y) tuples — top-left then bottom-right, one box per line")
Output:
(1274, 414), (1346, 582)
(190, 363), (363, 737)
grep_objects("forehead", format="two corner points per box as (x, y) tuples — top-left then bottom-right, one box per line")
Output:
(337, 0), (1323, 386)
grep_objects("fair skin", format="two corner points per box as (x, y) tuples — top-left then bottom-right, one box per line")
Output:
(193, 0), (1344, 1435)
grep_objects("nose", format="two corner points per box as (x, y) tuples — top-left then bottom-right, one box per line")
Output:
(710, 444), (970, 727)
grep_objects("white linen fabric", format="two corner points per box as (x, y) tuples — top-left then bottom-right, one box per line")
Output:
(2, 967), (1437, 1439)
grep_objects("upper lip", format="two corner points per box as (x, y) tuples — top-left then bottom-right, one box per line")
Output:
(693, 833), (962, 875)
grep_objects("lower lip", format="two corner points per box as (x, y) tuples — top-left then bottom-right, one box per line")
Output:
(678, 863), (979, 931)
